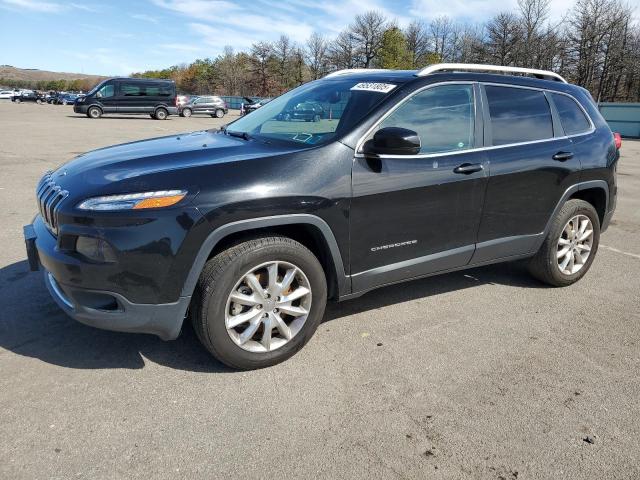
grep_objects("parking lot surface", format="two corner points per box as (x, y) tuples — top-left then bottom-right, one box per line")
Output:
(1, 101), (639, 479)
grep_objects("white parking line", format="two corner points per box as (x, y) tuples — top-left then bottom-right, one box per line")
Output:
(600, 244), (640, 260)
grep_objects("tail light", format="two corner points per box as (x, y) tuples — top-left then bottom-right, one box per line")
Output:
(613, 132), (622, 150)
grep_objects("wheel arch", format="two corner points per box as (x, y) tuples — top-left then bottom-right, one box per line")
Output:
(534, 180), (609, 253)
(181, 215), (349, 301)
(569, 187), (607, 226)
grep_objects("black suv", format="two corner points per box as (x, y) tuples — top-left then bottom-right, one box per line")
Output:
(25, 64), (619, 370)
(74, 77), (178, 120)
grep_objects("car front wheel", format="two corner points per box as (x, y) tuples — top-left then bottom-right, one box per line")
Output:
(181, 108), (192, 118)
(191, 236), (327, 370)
(215, 109), (225, 118)
(87, 106), (102, 119)
(154, 108), (168, 120)
(529, 199), (600, 287)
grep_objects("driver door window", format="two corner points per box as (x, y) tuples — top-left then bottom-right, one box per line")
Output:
(378, 84), (475, 155)
(96, 84), (114, 98)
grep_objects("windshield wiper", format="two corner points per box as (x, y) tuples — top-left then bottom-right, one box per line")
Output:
(227, 130), (251, 141)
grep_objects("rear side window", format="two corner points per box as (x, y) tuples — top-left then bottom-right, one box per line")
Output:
(485, 86), (553, 146)
(120, 83), (172, 97)
(379, 84), (475, 154)
(551, 93), (591, 135)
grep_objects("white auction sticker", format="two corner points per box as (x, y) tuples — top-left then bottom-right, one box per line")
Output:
(350, 82), (396, 93)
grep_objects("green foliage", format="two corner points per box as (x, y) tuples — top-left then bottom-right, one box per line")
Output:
(376, 27), (412, 69)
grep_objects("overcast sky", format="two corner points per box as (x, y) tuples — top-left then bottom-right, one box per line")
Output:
(0, 0), (579, 75)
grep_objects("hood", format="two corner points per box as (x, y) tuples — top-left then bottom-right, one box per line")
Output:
(53, 130), (300, 194)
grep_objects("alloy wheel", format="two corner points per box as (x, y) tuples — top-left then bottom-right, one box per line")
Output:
(557, 214), (593, 275)
(225, 261), (312, 353)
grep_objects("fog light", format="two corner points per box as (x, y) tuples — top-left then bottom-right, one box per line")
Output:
(76, 236), (117, 263)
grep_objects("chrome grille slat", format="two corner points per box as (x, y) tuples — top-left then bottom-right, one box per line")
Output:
(35, 171), (68, 235)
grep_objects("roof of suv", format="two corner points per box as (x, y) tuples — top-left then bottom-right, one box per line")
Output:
(322, 64), (571, 89)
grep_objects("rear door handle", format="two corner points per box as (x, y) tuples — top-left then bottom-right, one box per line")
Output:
(453, 163), (484, 174)
(552, 151), (574, 161)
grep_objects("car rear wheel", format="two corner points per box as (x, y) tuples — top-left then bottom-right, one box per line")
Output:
(191, 235), (327, 370)
(528, 199), (600, 287)
(15, 98), (21, 103)
(87, 106), (102, 119)
(313, 114), (321, 122)
(36, 99), (43, 104)
(181, 108), (192, 118)
(154, 108), (168, 120)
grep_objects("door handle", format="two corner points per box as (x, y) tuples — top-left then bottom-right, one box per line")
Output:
(453, 163), (484, 174)
(552, 151), (574, 161)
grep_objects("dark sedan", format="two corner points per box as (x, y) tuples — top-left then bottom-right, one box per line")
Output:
(11, 92), (46, 104)
(277, 101), (324, 122)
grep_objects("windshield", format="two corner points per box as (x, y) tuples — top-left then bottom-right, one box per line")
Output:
(228, 79), (397, 146)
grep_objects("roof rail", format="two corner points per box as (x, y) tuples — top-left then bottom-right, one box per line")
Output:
(415, 63), (568, 83)
(324, 68), (389, 78)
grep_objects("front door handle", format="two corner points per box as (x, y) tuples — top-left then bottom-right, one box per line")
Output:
(552, 151), (574, 161)
(454, 163), (484, 174)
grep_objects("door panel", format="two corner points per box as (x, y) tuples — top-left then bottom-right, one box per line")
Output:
(472, 84), (582, 263)
(350, 83), (488, 292)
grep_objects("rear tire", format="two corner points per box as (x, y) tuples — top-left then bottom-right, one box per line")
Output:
(36, 99), (43, 104)
(191, 236), (327, 370)
(181, 108), (192, 118)
(87, 106), (102, 119)
(528, 199), (600, 287)
(154, 108), (168, 120)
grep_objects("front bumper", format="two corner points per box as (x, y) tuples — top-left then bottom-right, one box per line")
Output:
(24, 216), (194, 340)
(43, 270), (188, 340)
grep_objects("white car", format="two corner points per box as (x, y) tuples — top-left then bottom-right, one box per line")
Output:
(0, 90), (17, 99)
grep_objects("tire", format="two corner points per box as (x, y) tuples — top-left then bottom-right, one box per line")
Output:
(313, 114), (320, 122)
(191, 235), (327, 370)
(154, 107), (168, 120)
(181, 108), (192, 118)
(62, 100), (68, 105)
(87, 106), (102, 119)
(284, 113), (291, 121)
(36, 99), (43, 104)
(15, 98), (21, 103)
(215, 108), (224, 118)
(528, 199), (600, 287)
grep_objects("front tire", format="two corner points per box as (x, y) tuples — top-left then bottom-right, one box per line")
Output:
(215, 108), (225, 118)
(87, 106), (102, 119)
(154, 107), (168, 120)
(528, 199), (600, 287)
(191, 236), (327, 370)
(181, 108), (192, 118)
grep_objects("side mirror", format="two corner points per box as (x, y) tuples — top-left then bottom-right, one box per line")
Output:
(363, 127), (421, 156)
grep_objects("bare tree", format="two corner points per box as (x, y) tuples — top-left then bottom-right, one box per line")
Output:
(328, 30), (359, 70)
(349, 10), (388, 68)
(249, 41), (273, 96)
(429, 16), (456, 61)
(486, 13), (521, 65)
(404, 20), (429, 67)
(305, 32), (329, 79)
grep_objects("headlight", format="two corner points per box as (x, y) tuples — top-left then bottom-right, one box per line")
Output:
(76, 97), (85, 102)
(76, 190), (187, 211)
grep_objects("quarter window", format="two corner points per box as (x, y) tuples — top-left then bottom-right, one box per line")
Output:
(551, 93), (591, 135)
(485, 86), (553, 146)
(378, 84), (475, 154)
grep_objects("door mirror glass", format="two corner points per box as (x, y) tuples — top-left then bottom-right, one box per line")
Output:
(363, 127), (421, 156)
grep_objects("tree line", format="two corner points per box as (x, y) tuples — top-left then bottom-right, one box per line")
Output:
(130, 0), (639, 103)
(3, 0), (637, 102)
(0, 77), (102, 93)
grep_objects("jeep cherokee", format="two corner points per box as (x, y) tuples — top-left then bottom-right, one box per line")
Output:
(24, 63), (619, 370)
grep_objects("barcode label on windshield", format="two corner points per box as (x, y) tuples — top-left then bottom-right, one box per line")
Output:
(350, 82), (396, 93)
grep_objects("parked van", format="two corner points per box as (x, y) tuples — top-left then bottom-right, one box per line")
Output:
(74, 77), (178, 120)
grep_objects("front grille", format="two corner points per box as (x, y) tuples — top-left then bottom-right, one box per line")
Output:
(36, 171), (68, 235)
